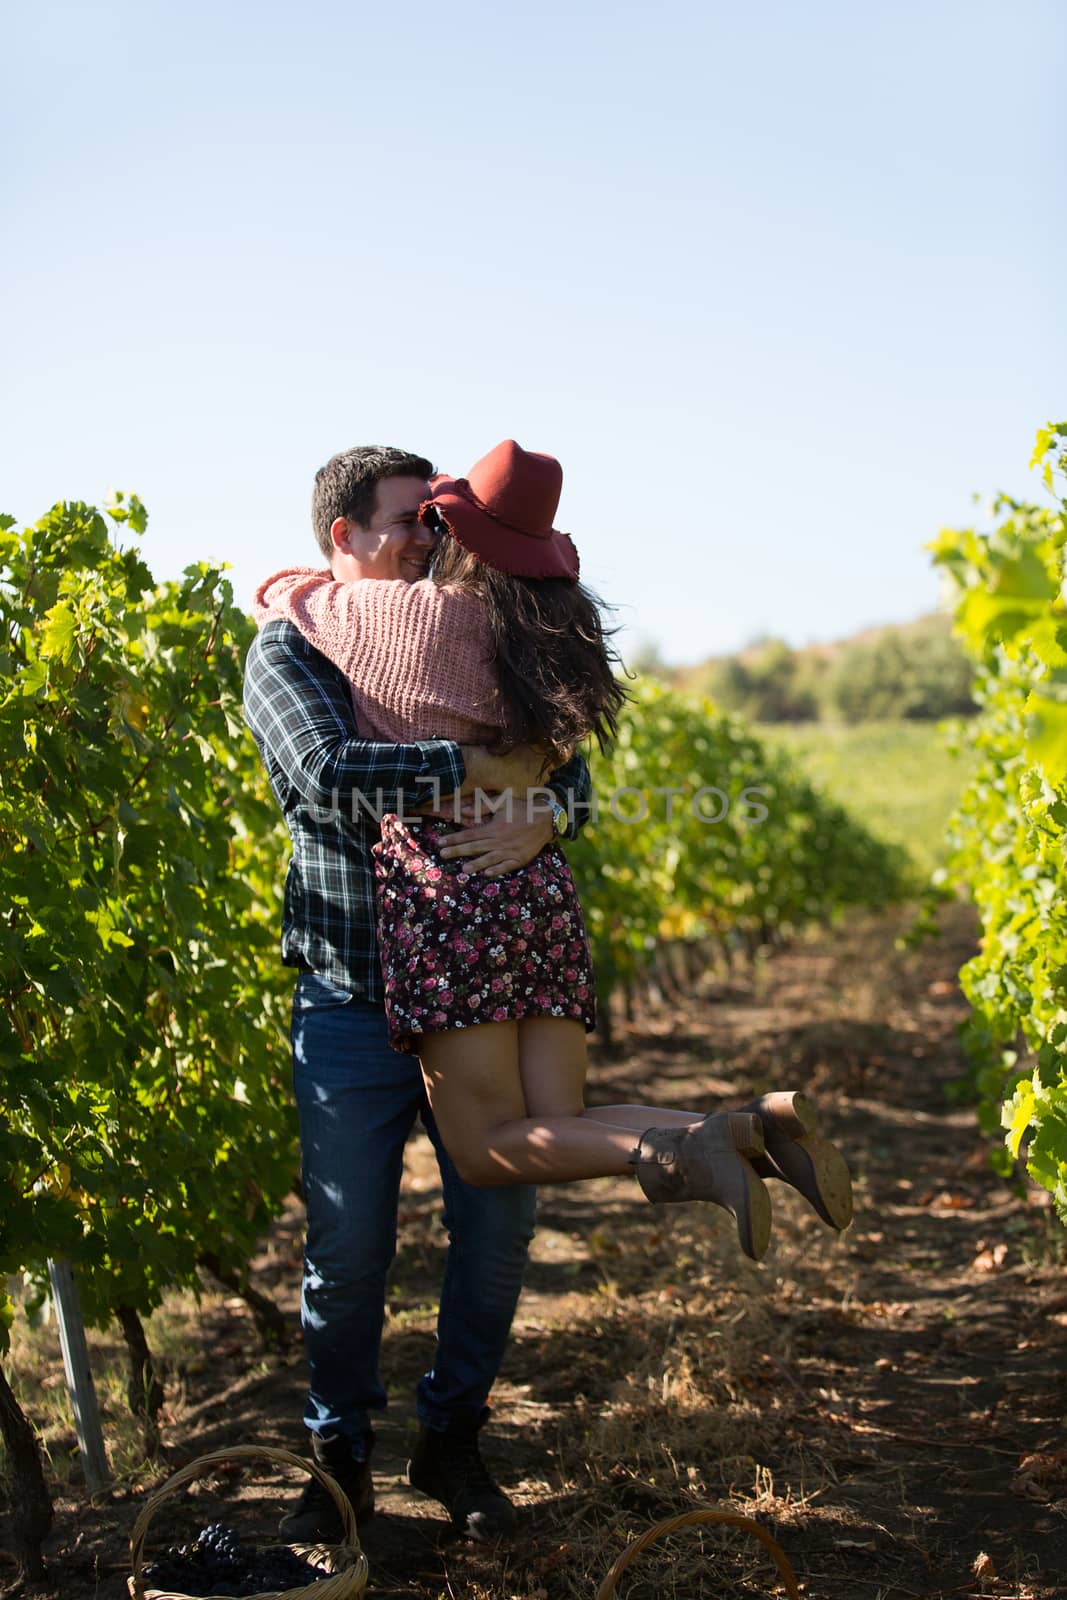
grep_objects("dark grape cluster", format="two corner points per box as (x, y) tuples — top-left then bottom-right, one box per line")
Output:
(140, 1523), (332, 1595)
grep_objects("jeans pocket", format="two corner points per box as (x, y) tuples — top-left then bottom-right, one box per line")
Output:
(294, 972), (355, 1011)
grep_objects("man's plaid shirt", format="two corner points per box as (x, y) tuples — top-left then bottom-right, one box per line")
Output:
(243, 619), (593, 1002)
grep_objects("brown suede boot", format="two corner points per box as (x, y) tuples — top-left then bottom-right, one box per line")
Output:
(742, 1091), (853, 1231)
(629, 1111), (772, 1261)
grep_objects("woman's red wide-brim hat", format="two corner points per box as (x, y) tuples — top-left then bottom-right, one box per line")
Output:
(421, 439), (580, 581)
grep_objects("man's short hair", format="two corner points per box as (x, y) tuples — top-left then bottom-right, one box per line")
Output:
(311, 446), (434, 559)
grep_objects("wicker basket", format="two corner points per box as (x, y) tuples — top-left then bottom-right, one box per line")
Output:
(594, 1508), (800, 1599)
(127, 1445), (369, 1600)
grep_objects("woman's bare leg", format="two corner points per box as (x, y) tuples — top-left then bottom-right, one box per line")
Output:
(580, 1105), (704, 1131)
(514, 1018), (716, 1157)
(420, 1018), (732, 1185)
(418, 1020), (642, 1187)
(514, 1017), (706, 1133)
(418, 1018), (772, 1257)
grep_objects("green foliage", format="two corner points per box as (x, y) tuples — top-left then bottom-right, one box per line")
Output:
(569, 681), (913, 1000)
(759, 720), (977, 878)
(691, 637), (821, 723)
(680, 617), (974, 725)
(930, 422), (1067, 1218)
(0, 497), (294, 1348)
(827, 616), (976, 723)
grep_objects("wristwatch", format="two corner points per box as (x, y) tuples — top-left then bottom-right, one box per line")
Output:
(550, 800), (568, 837)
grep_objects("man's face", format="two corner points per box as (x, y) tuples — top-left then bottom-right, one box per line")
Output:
(330, 474), (436, 583)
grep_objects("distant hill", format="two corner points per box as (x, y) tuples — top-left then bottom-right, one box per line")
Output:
(655, 613), (975, 723)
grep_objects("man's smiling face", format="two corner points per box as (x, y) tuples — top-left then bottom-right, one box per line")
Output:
(329, 474), (436, 583)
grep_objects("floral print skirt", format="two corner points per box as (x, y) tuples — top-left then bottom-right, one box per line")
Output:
(372, 814), (597, 1054)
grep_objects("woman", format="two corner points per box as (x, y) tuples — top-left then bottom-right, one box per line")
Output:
(253, 440), (852, 1261)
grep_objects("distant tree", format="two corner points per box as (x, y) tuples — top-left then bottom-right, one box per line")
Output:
(706, 638), (818, 722)
(792, 649), (834, 718)
(626, 637), (671, 680)
(704, 653), (751, 709)
(679, 614), (975, 724)
(829, 618), (975, 722)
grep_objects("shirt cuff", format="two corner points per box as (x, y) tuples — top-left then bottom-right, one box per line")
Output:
(407, 738), (466, 804)
(547, 778), (588, 840)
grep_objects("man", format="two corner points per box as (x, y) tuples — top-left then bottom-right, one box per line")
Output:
(243, 446), (591, 1542)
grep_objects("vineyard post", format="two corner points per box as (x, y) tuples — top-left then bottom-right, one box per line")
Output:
(46, 1259), (110, 1493)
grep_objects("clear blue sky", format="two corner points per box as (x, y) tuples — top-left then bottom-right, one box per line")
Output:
(4, 0), (1064, 664)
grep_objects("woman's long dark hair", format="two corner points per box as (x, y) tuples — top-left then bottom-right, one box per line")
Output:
(429, 528), (630, 764)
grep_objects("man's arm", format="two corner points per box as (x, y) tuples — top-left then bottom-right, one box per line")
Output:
(546, 750), (593, 841)
(244, 621), (465, 816)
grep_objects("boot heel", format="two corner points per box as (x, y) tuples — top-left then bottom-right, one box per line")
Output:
(729, 1110), (766, 1159)
(724, 1153), (772, 1263)
(699, 1110), (766, 1160)
(743, 1091), (852, 1231)
(748, 1091), (817, 1141)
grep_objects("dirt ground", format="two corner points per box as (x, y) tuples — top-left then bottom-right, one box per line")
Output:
(4, 898), (1067, 1600)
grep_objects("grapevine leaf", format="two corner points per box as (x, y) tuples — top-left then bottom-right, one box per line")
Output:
(991, 545), (1058, 602)
(1024, 693), (1067, 787)
(1027, 1112), (1067, 1213)
(18, 657), (49, 697)
(126, 495), (148, 536)
(39, 600), (78, 664)
(955, 587), (1044, 651)
(1003, 1080), (1036, 1159)
(1024, 617), (1067, 670)
(1032, 426), (1054, 468)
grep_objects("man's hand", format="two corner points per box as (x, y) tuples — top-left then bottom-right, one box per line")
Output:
(438, 803), (554, 877)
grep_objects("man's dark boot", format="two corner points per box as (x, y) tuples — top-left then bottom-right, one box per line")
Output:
(278, 1430), (375, 1543)
(407, 1414), (517, 1541)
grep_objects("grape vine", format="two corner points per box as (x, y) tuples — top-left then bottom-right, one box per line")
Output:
(569, 679), (913, 1001)
(930, 422), (1067, 1217)
(0, 498), (296, 1354)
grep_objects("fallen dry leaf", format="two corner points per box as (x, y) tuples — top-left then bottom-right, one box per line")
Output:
(930, 1190), (975, 1209)
(972, 1241), (1009, 1273)
(972, 1549), (996, 1579)
(1012, 1450), (1067, 1502)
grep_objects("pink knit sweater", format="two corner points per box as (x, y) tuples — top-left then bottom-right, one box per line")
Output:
(252, 568), (503, 744)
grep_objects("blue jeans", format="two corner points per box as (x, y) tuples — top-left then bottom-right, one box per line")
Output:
(290, 974), (537, 1448)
